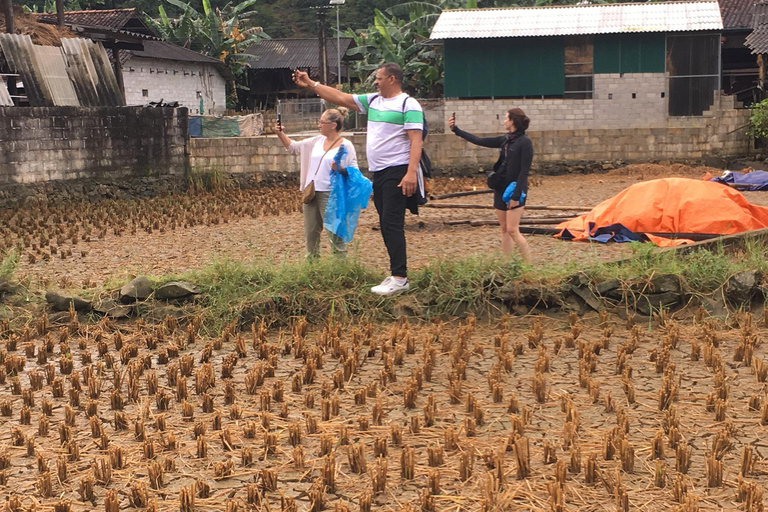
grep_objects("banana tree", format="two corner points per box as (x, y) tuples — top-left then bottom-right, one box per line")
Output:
(344, 8), (443, 97)
(145, 0), (269, 106)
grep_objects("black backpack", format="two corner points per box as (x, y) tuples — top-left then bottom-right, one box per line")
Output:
(368, 94), (432, 179)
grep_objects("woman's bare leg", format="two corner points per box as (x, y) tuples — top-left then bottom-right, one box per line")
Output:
(506, 206), (531, 262)
(496, 209), (514, 254)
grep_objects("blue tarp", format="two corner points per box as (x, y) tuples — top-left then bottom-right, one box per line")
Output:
(324, 145), (373, 244)
(710, 170), (768, 191)
(189, 116), (202, 138)
(559, 222), (649, 244)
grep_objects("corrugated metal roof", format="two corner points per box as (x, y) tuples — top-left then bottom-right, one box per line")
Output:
(746, 23), (768, 51)
(719, 0), (756, 30)
(0, 34), (53, 106)
(34, 45), (79, 106)
(430, 1), (723, 39)
(244, 38), (353, 69)
(0, 79), (13, 106)
(746, 2), (768, 51)
(130, 41), (222, 65)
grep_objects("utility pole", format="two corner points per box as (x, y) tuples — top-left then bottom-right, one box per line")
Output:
(2, 0), (14, 34)
(317, 10), (328, 86)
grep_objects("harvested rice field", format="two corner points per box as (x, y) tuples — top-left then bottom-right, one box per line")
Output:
(1, 309), (767, 512)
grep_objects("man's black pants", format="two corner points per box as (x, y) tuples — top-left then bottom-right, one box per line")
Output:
(372, 165), (408, 278)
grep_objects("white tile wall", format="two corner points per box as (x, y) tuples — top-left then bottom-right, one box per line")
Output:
(122, 57), (227, 114)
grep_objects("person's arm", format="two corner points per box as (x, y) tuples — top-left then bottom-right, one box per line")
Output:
(292, 70), (361, 112)
(510, 138), (533, 204)
(398, 130), (422, 197)
(453, 126), (506, 148)
(275, 122), (292, 148)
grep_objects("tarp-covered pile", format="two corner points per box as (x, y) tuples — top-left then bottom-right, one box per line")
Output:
(556, 177), (768, 247)
(189, 113), (264, 138)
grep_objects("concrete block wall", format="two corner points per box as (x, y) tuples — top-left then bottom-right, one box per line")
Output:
(123, 58), (227, 115)
(593, 73), (668, 128)
(0, 107), (189, 185)
(443, 73), (714, 133)
(445, 98), (595, 133)
(189, 104), (750, 176)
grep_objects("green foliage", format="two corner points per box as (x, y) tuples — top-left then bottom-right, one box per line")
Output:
(410, 255), (525, 316)
(188, 167), (234, 192)
(0, 249), (19, 281)
(344, 6), (447, 97)
(145, 0), (269, 104)
(748, 98), (768, 140)
(179, 256), (384, 332)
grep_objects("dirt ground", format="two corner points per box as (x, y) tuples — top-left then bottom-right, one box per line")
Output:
(11, 163), (766, 290)
(1, 311), (767, 511)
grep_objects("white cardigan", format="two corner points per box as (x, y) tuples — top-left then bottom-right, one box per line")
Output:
(286, 136), (359, 191)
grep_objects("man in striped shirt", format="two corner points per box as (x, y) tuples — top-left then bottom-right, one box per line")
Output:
(293, 63), (424, 296)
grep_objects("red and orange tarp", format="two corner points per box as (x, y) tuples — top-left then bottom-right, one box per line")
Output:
(556, 178), (768, 247)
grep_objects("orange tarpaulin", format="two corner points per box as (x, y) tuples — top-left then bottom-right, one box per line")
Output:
(556, 178), (768, 247)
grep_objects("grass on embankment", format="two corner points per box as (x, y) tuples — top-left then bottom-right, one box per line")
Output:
(177, 237), (768, 332)
(3, 238), (768, 333)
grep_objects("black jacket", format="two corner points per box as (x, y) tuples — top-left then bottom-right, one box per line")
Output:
(452, 126), (533, 202)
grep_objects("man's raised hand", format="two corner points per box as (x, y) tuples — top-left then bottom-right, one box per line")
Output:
(292, 70), (313, 88)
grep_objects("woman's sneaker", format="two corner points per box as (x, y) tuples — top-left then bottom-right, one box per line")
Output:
(371, 276), (409, 296)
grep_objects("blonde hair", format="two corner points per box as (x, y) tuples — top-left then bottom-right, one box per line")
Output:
(323, 107), (349, 132)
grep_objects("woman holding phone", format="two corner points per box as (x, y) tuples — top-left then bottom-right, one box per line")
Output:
(448, 109), (532, 262)
(276, 107), (358, 258)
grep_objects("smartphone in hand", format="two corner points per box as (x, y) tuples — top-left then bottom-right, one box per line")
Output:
(277, 113), (282, 128)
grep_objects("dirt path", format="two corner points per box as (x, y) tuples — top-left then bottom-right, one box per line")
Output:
(10, 163), (765, 289)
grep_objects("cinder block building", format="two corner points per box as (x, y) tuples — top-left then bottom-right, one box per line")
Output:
(431, 0), (727, 130)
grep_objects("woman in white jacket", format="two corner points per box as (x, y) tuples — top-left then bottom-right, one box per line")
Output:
(276, 107), (358, 258)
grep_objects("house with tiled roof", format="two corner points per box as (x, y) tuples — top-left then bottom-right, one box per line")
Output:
(36, 8), (228, 113)
(719, 0), (760, 105)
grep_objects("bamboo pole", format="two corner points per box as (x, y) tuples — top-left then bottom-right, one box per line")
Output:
(424, 203), (592, 212)
(430, 189), (494, 200)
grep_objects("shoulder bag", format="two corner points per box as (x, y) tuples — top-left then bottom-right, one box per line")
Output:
(303, 137), (343, 204)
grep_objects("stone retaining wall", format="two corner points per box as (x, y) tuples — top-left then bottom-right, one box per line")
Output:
(0, 106), (189, 186)
(190, 105), (750, 176)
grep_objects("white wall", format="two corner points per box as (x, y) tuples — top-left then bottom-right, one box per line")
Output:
(122, 57), (227, 114)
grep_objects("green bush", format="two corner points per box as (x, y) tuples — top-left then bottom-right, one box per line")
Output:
(748, 98), (768, 140)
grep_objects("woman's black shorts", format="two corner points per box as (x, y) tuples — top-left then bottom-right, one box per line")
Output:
(493, 189), (527, 211)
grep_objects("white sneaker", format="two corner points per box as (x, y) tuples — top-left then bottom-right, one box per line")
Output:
(371, 276), (409, 296)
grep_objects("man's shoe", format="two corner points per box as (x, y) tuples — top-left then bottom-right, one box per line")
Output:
(371, 276), (409, 296)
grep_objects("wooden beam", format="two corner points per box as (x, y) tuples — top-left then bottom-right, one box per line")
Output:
(424, 203), (592, 212)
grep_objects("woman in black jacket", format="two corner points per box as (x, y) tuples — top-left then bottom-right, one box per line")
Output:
(449, 108), (532, 261)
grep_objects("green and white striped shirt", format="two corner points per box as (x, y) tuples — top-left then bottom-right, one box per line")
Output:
(353, 92), (424, 172)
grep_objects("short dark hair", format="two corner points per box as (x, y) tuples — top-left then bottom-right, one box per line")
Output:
(379, 62), (403, 84)
(507, 108), (530, 131)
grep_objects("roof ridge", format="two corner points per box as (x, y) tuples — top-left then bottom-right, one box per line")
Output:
(443, 0), (718, 12)
(54, 8), (136, 14)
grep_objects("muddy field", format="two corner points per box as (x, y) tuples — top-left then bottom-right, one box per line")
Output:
(1, 310), (767, 511)
(5, 163), (764, 290)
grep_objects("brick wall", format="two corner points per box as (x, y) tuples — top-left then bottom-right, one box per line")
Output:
(189, 103), (750, 176)
(0, 107), (189, 185)
(123, 57), (227, 115)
